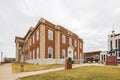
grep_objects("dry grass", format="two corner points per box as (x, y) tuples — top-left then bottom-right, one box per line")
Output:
(12, 63), (64, 73)
(20, 66), (120, 80)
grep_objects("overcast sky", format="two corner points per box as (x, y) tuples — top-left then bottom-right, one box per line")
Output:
(0, 0), (120, 58)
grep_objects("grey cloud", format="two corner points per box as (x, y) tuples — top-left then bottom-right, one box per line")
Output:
(0, 0), (120, 59)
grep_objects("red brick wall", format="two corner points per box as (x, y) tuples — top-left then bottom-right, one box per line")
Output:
(45, 27), (55, 58)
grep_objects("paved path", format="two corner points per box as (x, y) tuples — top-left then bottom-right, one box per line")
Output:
(0, 63), (14, 80)
(14, 63), (104, 80)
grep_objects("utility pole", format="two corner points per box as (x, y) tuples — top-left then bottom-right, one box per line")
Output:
(1, 52), (3, 63)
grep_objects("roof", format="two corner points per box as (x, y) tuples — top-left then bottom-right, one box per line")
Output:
(15, 18), (83, 42)
(84, 50), (101, 54)
(115, 33), (120, 36)
(15, 36), (24, 43)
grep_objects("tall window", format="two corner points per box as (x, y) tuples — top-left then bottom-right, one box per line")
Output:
(69, 37), (72, 45)
(37, 48), (39, 59)
(74, 40), (77, 47)
(119, 39), (120, 51)
(30, 52), (32, 60)
(80, 42), (82, 49)
(33, 36), (35, 44)
(48, 30), (53, 40)
(48, 47), (53, 58)
(36, 30), (39, 41)
(74, 52), (77, 59)
(33, 50), (35, 59)
(30, 38), (32, 46)
(110, 40), (112, 50)
(62, 49), (66, 58)
(115, 39), (117, 49)
(62, 35), (66, 44)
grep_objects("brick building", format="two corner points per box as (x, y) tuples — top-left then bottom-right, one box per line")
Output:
(15, 18), (84, 64)
(84, 51), (101, 63)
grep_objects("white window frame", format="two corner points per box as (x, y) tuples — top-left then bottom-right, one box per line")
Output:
(74, 40), (77, 47)
(37, 48), (39, 59)
(69, 37), (72, 45)
(48, 47), (53, 58)
(48, 30), (53, 40)
(62, 49), (66, 58)
(62, 35), (66, 44)
(36, 30), (39, 41)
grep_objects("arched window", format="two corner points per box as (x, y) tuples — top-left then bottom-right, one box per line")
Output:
(48, 47), (53, 58)
(62, 49), (66, 58)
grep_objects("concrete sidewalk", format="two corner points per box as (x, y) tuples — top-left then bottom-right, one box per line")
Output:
(0, 63), (14, 80)
(14, 63), (104, 80)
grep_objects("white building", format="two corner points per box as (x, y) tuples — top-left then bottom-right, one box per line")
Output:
(100, 51), (107, 64)
(108, 31), (120, 63)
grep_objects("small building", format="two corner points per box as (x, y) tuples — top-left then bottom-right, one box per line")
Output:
(4, 58), (15, 63)
(84, 51), (101, 63)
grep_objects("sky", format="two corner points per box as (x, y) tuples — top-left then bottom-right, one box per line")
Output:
(0, 0), (120, 59)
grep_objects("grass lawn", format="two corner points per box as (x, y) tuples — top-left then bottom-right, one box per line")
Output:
(12, 63), (64, 73)
(20, 66), (120, 80)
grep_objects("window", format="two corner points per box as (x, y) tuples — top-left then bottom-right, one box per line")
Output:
(62, 49), (66, 58)
(110, 40), (112, 50)
(37, 48), (39, 59)
(30, 38), (32, 46)
(80, 43), (82, 49)
(62, 35), (66, 44)
(36, 31), (39, 41)
(74, 52), (77, 59)
(33, 50), (35, 59)
(48, 47), (53, 58)
(30, 52), (32, 60)
(48, 30), (53, 40)
(33, 36), (35, 44)
(74, 40), (77, 47)
(115, 39), (117, 49)
(119, 39), (120, 51)
(69, 37), (72, 45)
